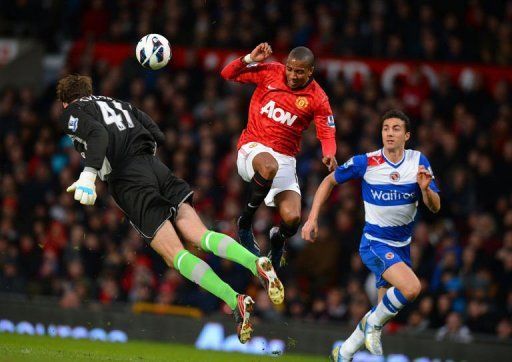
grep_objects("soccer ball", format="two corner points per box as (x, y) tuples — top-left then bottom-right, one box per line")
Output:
(135, 34), (171, 70)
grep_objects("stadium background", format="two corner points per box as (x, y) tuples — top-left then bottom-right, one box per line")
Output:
(0, 0), (512, 359)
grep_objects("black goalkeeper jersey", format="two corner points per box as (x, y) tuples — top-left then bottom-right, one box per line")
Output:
(59, 95), (165, 180)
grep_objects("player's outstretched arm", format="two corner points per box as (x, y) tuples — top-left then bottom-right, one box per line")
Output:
(301, 173), (338, 242)
(220, 42), (273, 82)
(417, 165), (441, 213)
(62, 109), (108, 206)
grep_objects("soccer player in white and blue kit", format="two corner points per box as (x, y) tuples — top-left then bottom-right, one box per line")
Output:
(302, 110), (440, 361)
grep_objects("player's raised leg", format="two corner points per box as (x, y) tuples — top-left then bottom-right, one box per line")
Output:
(174, 203), (284, 305)
(269, 190), (301, 269)
(364, 262), (421, 355)
(238, 152), (278, 255)
(150, 220), (255, 343)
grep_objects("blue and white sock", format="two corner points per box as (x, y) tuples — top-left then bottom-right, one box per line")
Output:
(367, 287), (409, 326)
(340, 310), (372, 358)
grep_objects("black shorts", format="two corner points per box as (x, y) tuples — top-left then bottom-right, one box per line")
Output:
(107, 155), (193, 242)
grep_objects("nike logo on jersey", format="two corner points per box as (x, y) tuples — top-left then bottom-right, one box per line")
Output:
(267, 85), (277, 90)
(260, 100), (298, 126)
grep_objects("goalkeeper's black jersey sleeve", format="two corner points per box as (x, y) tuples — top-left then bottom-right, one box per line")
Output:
(59, 95), (165, 180)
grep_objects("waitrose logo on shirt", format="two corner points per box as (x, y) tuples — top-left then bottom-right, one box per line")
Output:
(370, 189), (416, 201)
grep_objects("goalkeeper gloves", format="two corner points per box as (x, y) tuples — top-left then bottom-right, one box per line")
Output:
(67, 169), (97, 206)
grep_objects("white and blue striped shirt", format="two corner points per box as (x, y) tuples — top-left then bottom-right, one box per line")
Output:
(334, 149), (440, 247)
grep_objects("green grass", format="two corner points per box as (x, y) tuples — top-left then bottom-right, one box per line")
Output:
(0, 334), (325, 362)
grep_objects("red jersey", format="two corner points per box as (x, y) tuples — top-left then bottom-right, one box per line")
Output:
(221, 58), (336, 157)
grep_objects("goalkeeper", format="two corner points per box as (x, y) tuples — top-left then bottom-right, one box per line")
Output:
(57, 74), (284, 344)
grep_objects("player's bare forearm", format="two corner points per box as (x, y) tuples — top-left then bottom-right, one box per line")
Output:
(421, 187), (441, 213)
(307, 173), (337, 221)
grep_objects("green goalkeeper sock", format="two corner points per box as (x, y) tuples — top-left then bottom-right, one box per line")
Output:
(173, 249), (238, 310)
(201, 230), (258, 276)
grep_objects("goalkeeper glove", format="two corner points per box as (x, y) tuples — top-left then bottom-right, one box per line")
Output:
(67, 169), (97, 205)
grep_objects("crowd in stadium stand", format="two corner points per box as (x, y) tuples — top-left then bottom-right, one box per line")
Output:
(1, 0), (512, 342)
(2, 0), (512, 65)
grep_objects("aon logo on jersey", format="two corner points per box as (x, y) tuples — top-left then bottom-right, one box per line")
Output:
(260, 100), (297, 126)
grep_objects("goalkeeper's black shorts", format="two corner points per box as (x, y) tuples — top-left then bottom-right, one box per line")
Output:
(107, 154), (193, 242)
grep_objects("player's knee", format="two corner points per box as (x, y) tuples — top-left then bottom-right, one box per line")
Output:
(260, 161), (279, 180)
(257, 159), (278, 179)
(281, 209), (301, 229)
(279, 217), (300, 239)
(399, 278), (421, 301)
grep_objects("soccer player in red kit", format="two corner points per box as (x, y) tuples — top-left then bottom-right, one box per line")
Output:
(221, 43), (337, 269)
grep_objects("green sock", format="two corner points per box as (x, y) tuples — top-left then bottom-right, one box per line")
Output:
(173, 250), (238, 310)
(201, 230), (258, 275)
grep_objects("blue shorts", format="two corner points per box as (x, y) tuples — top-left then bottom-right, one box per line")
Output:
(359, 235), (412, 289)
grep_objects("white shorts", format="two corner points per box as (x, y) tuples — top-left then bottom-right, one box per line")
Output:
(237, 142), (301, 207)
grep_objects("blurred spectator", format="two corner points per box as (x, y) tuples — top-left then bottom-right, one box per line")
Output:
(436, 312), (473, 343)
(326, 288), (347, 321)
(431, 294), (452, 329)
(496, 318), (512, 341)
(0, 260), (26, 294)
(465, 299), (496, 334)
(405, 310), (429, 334)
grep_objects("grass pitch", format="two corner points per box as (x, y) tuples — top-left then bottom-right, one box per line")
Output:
(0, 333), (325, 362)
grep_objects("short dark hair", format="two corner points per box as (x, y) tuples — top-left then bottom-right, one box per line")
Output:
(56, 74), (93, 103)
(381, 109), (411, 132)
(288, 46), (315, 67)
